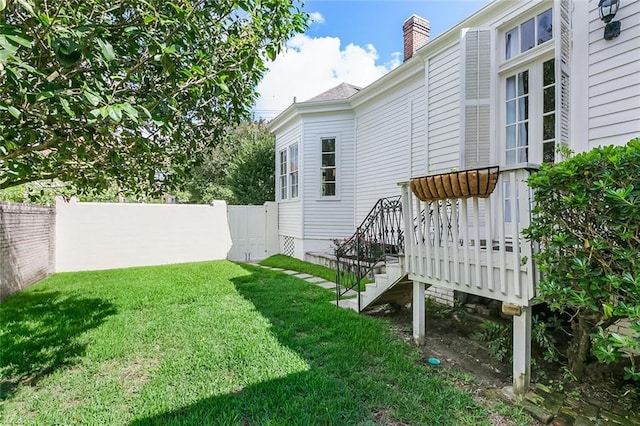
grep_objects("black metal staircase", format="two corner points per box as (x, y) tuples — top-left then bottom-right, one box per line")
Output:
(335, 196), (404, 312)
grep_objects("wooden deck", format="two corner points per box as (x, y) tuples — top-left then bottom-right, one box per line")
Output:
(400, 165), (539, 306)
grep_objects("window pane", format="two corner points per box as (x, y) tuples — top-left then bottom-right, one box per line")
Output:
(518, 71), (529, 96)
(543, 87), (555, 113)
(543, 142), (555, 163)
(506, 125), (516, 149)
(518, 122), (528, 147)
(543, 113), (555, 140)
(290, 172), (298, 198)
(537, 9), (553, 45)
(322, 168), (335, 182)
(518, 96), (528, 121)
(506, 100), (516, 124)
(280, 176), (287, 199)
(543, 59), (555, 86)
(520, 18), (535, 52)
(289, 144), (298, 171)
(322, 183), (336, 196)
(279, 150), (287, 175)
(518, 147), (528, 163)
(505, 28), (519, 59)
(506, 76), (516, 99)
(322, 138), (335, 153)
(506, 150), (516, 164)
(322, 153), (335, 167)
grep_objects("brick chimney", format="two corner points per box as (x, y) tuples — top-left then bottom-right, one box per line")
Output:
(403, 15), (430, 61)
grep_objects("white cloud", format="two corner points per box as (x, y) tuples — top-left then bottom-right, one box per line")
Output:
(254, 34), (401, 120)
(308, 11), (325, 24)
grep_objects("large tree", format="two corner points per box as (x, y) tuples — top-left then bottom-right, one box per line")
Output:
(182, 120), (274, 205)
(0, 0), (306, 195)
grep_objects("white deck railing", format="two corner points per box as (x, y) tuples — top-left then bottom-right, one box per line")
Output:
(400, 165), (539, 306)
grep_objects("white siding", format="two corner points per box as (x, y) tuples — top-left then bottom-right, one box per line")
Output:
(275, 121), (302, 238)
(354, 76), (424, 222)
(411, 93), (427, 177)
(302, 112), (356, 239)
(587, 0), (640, 148)
(427, 44), (461, 174)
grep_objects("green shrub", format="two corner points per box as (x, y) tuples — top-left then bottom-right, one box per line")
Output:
(524, 138), (640, 379)
(473, 321), (511, 362)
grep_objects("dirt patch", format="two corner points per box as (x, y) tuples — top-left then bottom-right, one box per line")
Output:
(118, 356), (160, 394)
(369, 303), (640, 425)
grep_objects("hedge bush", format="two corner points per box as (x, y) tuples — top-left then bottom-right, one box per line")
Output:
(524, 138), (640, 380)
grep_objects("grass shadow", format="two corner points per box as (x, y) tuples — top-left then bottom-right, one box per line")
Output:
(0, 289), (117, 401)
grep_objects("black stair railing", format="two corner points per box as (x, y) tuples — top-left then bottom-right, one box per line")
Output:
(335, 196), (404, 312)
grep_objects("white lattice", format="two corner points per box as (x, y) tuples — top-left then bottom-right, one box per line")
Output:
(283, 236), (295, 257)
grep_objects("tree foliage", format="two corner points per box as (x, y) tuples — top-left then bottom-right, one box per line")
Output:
(182, 121), (274, 205)
(228, 128), (274, 204)
(0, 0), (307, 195)
(524, 139), (640, 380)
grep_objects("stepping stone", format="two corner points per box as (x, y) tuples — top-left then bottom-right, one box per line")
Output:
(330, 299), (358, 311)
(271, 267), (284, 271)
(305, 276), (325, 283)
(283, 270), (298, 275)
(341, 289), (358, 297)
(316, 281), (336, 289)
(293, 273), (313, 279)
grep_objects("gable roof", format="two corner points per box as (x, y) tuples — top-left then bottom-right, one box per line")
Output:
(305, 82), (361, 102)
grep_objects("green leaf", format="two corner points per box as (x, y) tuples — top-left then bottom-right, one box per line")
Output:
(7, 106), (21, 119)
(97, 39), (115, 62)
(6, 33), (33, 48)
(121, 103), (138, 120)
(60, 98), (75, 117)
(108, 107), (122, 123)
(16, 0), (36, 17)
(38, 13), (50, 26)
(83, 91), (102, 107)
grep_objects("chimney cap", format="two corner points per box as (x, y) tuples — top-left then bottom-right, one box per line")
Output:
(403, 14), (430, 26)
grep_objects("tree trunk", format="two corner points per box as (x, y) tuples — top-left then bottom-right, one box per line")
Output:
(567, 313), (598, 378)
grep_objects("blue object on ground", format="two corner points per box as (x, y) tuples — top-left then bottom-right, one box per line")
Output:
(427, 357), (440, 365)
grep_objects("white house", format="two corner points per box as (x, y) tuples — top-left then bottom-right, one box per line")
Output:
(269, 0), (640, 393)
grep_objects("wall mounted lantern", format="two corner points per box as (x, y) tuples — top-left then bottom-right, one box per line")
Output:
(599, 0), (621, 40)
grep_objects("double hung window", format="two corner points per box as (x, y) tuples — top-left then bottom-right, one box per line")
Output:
(321, 138), (336, 197)
(278, 144), (299, 200)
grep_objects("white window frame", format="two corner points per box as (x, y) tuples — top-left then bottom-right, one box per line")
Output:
(319, 136), (339, 199)
(289, 143), (299, 199)
(499, 52), (555, 167)
(503, 7), (553, 61)
(278, 148), (287, 200)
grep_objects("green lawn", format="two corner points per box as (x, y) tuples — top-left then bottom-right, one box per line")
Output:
(260, 253), (373, 289)
(1, 261), (527, 425)
(259, 254), (339, 283)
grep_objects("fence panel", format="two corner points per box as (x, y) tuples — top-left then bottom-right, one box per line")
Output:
(0, 202), (55, 299)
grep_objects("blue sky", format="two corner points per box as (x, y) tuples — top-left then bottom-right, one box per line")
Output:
(304, 1), (491, 63)
(255, 0), (492, 119)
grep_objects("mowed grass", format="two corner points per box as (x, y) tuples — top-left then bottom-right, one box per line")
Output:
(260, 254), (373, 289)
(259, 254), (338, 283)
(1, 261), (524, 425)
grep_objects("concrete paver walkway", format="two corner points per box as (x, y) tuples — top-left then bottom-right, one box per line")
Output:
(253, 264), (356, 306)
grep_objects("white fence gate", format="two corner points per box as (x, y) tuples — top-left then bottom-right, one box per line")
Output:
(227, 202), (278, 262)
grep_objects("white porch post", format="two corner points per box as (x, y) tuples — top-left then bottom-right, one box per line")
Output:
(412, 280), (425, 345)
(512, 306), (532, 393)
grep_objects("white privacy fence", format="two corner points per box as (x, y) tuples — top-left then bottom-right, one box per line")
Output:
(55, 198), (277, 272)
(227, 203), (278, 262)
